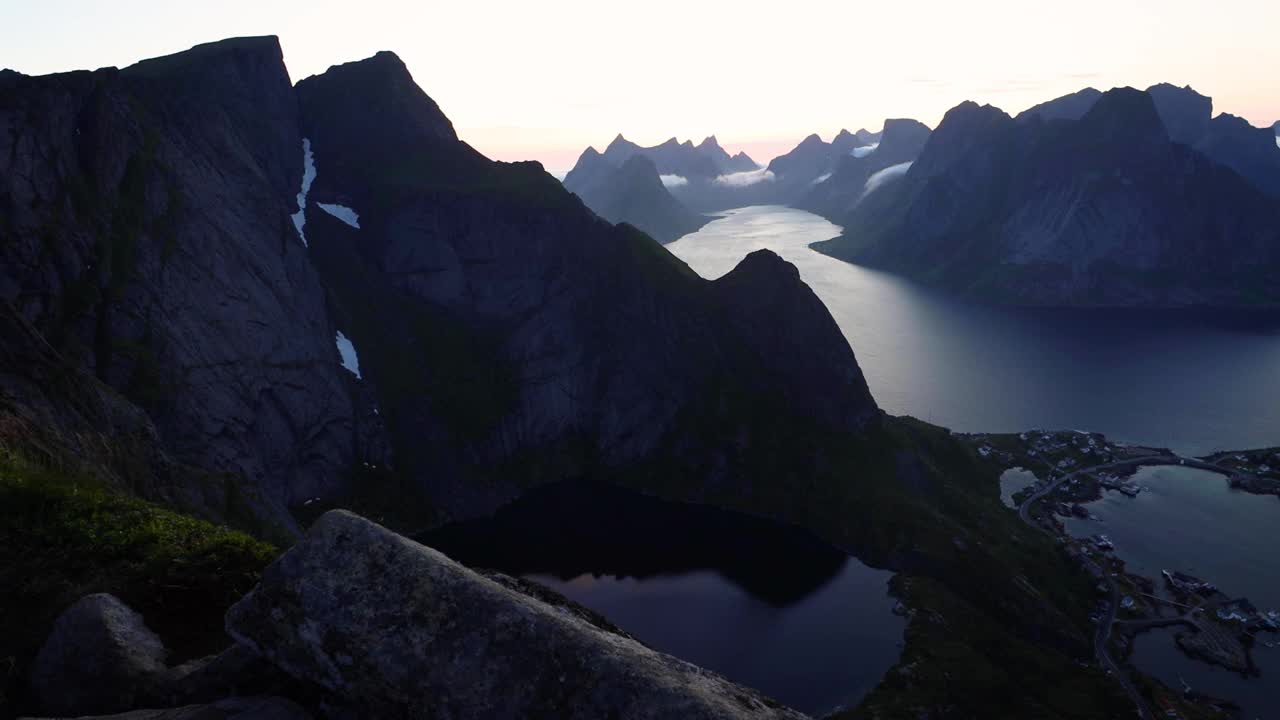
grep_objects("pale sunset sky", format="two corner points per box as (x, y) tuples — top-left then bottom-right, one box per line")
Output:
(4, 0), (1278, 173)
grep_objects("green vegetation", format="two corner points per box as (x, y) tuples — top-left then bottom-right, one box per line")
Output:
(615, 386), (1127, 718)
(0, 454), (278, 714)
(845, 576), (1126, 719)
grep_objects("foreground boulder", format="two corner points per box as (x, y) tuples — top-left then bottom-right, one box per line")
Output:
(19, 696), (312, 720)
(30, 594), (168, 715)
(226, 510), (809, 719)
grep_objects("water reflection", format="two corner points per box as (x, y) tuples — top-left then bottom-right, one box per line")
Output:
(419, 480), (905, 715)
(1061, 466), (1280, 716)
(668, 206), (1280, 455)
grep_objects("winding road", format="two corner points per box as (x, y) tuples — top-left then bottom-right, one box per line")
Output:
(1013, 453), (1237, 719)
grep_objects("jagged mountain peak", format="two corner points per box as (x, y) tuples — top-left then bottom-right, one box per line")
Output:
(296, 49), (458, 153)
(1080, 86), (1168, 143)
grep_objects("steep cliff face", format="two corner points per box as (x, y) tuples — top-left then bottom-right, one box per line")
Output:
(294, 52), (878, 520)
(0, 37), (361, 533)
(815, 88), (1280, 306)
(563, 151), (710, 243)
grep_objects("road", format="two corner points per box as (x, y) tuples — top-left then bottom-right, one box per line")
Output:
(1015, 454), (1174, 720)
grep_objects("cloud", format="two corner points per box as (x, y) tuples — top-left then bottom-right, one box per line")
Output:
(811, 172), (832, 185)
(851, 143), (879, 158)
(863, 161), (913, 197)
(659, 174), (689, 188)
(714, 168), (776, 187)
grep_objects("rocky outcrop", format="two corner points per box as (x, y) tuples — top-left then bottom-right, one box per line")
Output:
(815, 88), (1280, 307)
(0, 37), (369, 534)
(797, 118), (931, 221)
(30, 594), (168, 716)
(563, 151), (710, 243)
(227, 510), (809, 719)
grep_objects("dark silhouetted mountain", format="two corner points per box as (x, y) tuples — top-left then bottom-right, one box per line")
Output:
(1017, 84), (1280, 195)
(814, 88), (1280, 307)
(854, 128), (882, 145)
(1016, 87), (1103, 123)
(1146, 82), (1213, 145)
(563, 151), (710, 243)
(1196, 113), (1280, 196)
(0, 38), (880, 534)
(0, 37), (363, 536)
(798, 118), (932, 221)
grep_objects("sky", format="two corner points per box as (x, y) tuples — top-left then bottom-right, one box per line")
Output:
(4, 0), (1279, 172)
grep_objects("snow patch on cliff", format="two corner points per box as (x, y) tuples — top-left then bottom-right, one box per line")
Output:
(335, 331), (362, 379)
(318, 203), (361, 229)
(292, 139), (317, 246)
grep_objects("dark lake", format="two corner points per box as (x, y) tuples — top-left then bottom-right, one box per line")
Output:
(668, 206), (1280, 456)
(419, 480), (905, 716)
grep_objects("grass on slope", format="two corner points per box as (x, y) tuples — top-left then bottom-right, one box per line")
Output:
(0, 454), (278, 716)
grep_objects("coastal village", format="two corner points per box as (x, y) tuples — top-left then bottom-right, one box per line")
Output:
(963, 429), (1279, 720)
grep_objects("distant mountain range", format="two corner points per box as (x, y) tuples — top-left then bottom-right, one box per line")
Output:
(562, 134), (763, 241)
(796, 119), (932, 221)
(563, 150), (710, 243)
(562, 125), (914, 224)
(813, 85), (1280, 307)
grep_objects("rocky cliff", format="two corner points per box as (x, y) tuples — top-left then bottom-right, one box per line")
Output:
(294, 50), (879, 520)
(814, 88), (1280, 306)
(1, 37), (880, 532)
(0, 37), (364, 536)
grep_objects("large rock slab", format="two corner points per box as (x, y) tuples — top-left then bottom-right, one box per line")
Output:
(19, 696), (312, 720)
(30, 594), (168, 716)
(226, 510), (809, 719)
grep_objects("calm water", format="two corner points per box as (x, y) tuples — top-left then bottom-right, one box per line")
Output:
(999, 467), (1039, 508)
(419, 481), (904, 716)
(1131, 627), (1279, 720)
(1062, 466), (1280, 609)
(1061, 466), (1280, 716)
(667, 206), (1280, 456)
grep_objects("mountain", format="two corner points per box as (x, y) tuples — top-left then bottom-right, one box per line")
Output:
(797, 118), (932, 221)
(0, 37), (879, 534)
(571, 133), (772, 213)
(814, 88), (1280, 306)
(602, 134), (723, 179)
(0, 37), (362, 537)
(764, 129), (873, 204)
(696, 135), (760, 172)
(1017, 84), (1280, 195)
(563, 151), (710, 242)
(2, 37), (1140, 720)
(854, 128), (882, 145)
(1016, 87), (1103, 123)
